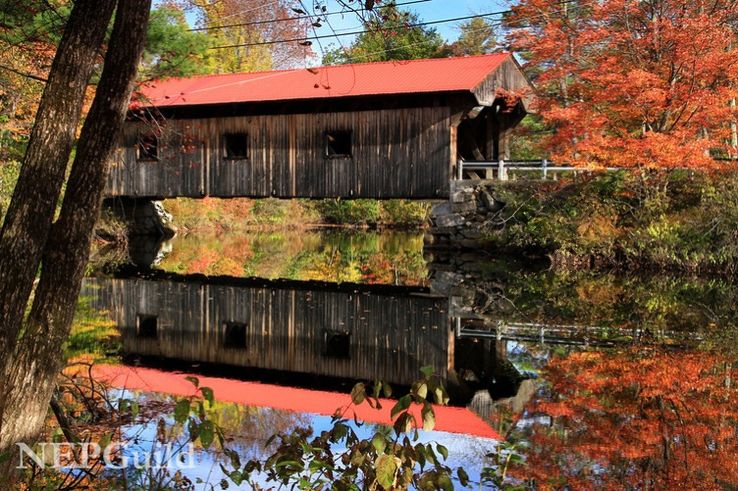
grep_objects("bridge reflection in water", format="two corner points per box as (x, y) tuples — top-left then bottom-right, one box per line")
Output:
(83, 276), (479, 391)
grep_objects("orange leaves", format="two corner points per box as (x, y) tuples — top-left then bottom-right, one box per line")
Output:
(518, 347), (738, 488)
(506, 0), (738, 168)
(535, 401), (575, 418)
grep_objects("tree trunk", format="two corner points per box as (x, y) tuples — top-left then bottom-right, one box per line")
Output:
(731, 98), (737, 157)
(0, 0), (116, 439)
(0, 0), (152, 460)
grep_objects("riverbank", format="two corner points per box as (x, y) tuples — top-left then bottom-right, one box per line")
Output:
(161, 197), (431, 232)
(432, 170), (738, 275)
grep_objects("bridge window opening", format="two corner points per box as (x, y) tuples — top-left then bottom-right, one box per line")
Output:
(223, 321), (247, 349)
(457, 110), (493, 162)
(324, 130), (353, 159)
(136, 314), (158, 339)
(323, 329), (351, 359)
(224, 132), (249, 160)
(137, 134), (159, 161)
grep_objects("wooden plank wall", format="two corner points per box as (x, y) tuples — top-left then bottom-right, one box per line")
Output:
(82, 278), (453, 386)
(107, 105), (452, 199)
(472, 57), (533, 107)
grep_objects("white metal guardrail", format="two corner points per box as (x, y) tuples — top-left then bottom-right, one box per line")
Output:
(454, 318), (703, 347)
(457, 159), (622, 181)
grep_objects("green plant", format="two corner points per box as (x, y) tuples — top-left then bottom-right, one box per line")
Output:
(0, 160), (20, 221)
(379, 200), (431, 227)
(221, 368), (502, 490)
(479, 170), (738, 274)
(312, 199), (382, 225)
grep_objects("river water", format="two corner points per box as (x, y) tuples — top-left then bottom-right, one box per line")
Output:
(79, 229), (738, 488)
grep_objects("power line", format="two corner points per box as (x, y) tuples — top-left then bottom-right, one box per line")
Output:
(189, 0), (433, 32)
(330, 2), (584, 63)
(209, 9), (514, 50)
(208, 0), (586, 51)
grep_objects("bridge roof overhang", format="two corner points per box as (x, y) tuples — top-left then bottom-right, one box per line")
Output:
(130, 53), (533, 115)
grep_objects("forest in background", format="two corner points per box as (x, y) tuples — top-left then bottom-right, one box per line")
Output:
(3, 0), (738, 266)
(0, 0), (516, 226)
(1, 1), (737, 488)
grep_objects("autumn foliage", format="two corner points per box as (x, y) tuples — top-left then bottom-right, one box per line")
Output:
(516, 348), (738, 489)
(506, 0), (738, 168)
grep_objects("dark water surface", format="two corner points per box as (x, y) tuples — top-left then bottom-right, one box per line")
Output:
(82, 229), (738, 488)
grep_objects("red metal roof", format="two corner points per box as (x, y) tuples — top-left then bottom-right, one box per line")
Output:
(133, 53), (511, 108)
(93, 364), (502, 440)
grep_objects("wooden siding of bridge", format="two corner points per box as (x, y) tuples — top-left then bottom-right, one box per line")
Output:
(107, 105), (452, 199)
(83, 278), (453, 386)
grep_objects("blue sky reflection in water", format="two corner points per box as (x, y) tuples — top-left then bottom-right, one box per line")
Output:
(84, 226), (738, 488)
(112, 390), (497, 489)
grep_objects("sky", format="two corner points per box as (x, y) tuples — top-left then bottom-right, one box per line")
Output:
(318, 0), (509, 42)
(171, 0), (512, 66)
(177, 0), (510, 44)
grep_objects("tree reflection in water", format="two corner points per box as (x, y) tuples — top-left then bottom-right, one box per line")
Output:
(512, 347), (738, 489)
(147, 230), (429, 286)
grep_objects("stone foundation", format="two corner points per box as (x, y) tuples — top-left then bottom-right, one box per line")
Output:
(425, 180), (504, 249)
(103, 198), (177, 238)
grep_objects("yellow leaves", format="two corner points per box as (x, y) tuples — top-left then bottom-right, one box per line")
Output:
(575, 278), (622, 306)
(576, 213), (619, 244)
(374, 454), (401, 490)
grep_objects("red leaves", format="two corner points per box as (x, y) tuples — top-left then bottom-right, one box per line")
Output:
(518, 347), (738, 488)
(506, 0), (738, 168)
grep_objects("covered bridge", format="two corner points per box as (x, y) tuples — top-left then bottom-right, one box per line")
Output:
(108, 53), (533, 200)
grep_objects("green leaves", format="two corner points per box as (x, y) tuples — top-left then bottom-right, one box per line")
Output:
(437, 472), (454, 491)
(216, 374), (474, 490)
(118, 398), (139, 418)
(321, 3), (445, 65)
(199, 420), (215, 449)
(436, 444), (448, 461)
(200, 386), (214, 406)
(433, 385), (450, 406)
(375, 454), (399, 489)
(413, 381), (428, 400)
(393, 412), (415, 435)
(372, 433), (387, 454)
(351, 383), (366, 405)
(174, 399), (190, 424)
(143, 6), (211, 80)
(421, 402), (435, 431)
(391, 394), (412, 419)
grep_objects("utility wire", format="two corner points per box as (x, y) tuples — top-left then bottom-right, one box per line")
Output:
(189, 0), (432, 32)
(207, 6), (573, 50)
(331, 2), (585, 63)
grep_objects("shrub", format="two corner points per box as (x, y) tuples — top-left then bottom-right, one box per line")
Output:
(311, 198), (382, 225)
(482, 170), (738, 273)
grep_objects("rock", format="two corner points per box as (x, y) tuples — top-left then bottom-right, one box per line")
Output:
(461, 229), (484, 240)
(480, 190), (505, 212)
(435, 213), (466, 228)
(459, 239), (483, 248)
(450, 200), (477, 214)
(431, 201), (452, 217)
(451, 188), (474, 204)
(429, 226), (457, 235)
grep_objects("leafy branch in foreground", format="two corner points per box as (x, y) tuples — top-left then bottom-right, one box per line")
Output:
(222, 367), (479, 490)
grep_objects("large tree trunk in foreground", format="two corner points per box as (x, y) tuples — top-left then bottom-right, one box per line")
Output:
(0, 0), (116, 440)
(0, 0), (152, 460)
